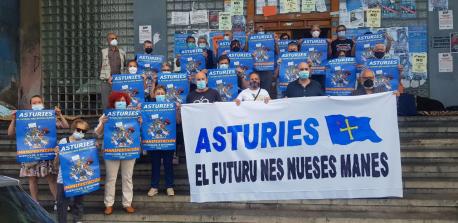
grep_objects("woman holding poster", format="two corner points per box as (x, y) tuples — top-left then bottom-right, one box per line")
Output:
(144, 85), (176, 197)
(7, 95), (69, 208)
(94, 92), (140, 215)
(55, 119), (91, 223)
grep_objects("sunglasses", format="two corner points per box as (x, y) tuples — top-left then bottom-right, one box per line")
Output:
(76, 128), (88, 133)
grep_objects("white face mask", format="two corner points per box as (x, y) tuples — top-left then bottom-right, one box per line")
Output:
(128, 67), (138, 74)
(110, 39), (118, 46)
(72, 131), (85, 140)
(219, 64), (229, 69)
(31, 104), (44, 111)
(224, 35), (230, 41)
(312, 31), (320, 38)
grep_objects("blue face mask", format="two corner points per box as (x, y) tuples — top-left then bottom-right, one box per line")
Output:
(187, 42), (196, 49)
(115, 101), (127, 109)
(156, 95), (166, 102)
(298, 70), (310, 79)
(31, 104), (44, 111)
(196, 80), (207, 90)
(219, 64), (229, 69)
(72, 131), (85, 140)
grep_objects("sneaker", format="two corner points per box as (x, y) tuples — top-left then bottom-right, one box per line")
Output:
(166, 188), (175, 196)
(53, 201), (57, 211)
(147, 188), (158, 197)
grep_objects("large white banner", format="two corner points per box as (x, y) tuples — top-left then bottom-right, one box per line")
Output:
(182, 92), (402, 202)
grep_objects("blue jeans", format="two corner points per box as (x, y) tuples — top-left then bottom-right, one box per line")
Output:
(150, 150), (174, 188)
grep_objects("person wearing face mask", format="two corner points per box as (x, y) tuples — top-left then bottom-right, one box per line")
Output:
(217, 55), (230, 69)
(54, 119), (90, 223)
(175, 36), (212, 70)
(198, 36), (215, 69)
(229, 39), (242, 52)
(144, 85), (177, 197)
(273, 41), (300, 91)
(351, 69), (387, 95)
(285, 62), (324, 98)
(94, 92), (140, 215)
(7, 95), (69, 209)
(330, 25), (355, 59)
(186, 71), (222, 103)
(235, 72), (270, 105)
(100, 32), (127, 109)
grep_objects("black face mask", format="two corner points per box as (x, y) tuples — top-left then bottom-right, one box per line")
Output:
(231, 46), (241, 52)
(145, 48), (153, 54)
(363, 79), (374, 89)
(249, 81), (260, 89)
(373, 51), (385, 59)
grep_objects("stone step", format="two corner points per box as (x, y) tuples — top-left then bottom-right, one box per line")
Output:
(34, 192), (458, 214)
(44, 207), (458, 223)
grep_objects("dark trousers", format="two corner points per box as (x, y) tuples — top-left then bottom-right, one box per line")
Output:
(57, 183), (84, 223)
(150, 150), (174, 188)
(257, 70), (275, 98)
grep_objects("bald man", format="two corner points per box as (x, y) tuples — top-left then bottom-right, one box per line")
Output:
(351, 69), (387, 95)
(186, 71), (222, 103)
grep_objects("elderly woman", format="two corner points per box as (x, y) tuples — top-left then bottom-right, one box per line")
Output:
(7, 95), (69, 210)
(94, 91), (140, 215)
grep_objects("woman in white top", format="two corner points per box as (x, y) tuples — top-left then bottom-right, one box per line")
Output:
(235, 72), (270, 106)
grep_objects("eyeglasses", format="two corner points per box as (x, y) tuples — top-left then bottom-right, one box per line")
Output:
(76, 128), (88, 133)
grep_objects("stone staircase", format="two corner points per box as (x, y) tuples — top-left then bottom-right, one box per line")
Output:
(0, 116), (457, 222)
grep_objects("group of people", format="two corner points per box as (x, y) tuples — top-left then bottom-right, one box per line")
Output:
(8, 23), (403, 223)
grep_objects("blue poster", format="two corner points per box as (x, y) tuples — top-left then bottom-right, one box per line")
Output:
(278, 40), (292, 55)
(103, 109), (141, 160)
(209, 31), (225, 52)
(346, 0), (362, 12)
(355, 33), (385, 64)
(300, 38), (328, 75)
(278, 52), (308, 97)
(346, 28), (371, 40)
(141, 103), (176, 151)
(180, 48), (206, 77)
(207, 69), (238, 102)
(365, 59), (400, 92)
(157, 72), (189, 104)
(111, 74), (145, 108)
(15, 110), (57, 163)
(174, 33), (189, 56)
(217, 40), (231, 57)
(408, 25), (427, 53)
(227, 52), (254, 79)
(380, 0), (400, 18)
(325, 57), (357, 96)
(135, 54), (164, 74)
(248, 34), (275, 71)
(400, 0), (416, 18)
(233, 31), (247, 49)
(59, 139), (100, 197)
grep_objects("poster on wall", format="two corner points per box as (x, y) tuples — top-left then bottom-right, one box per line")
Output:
(428, 0), (448, 12)
(450, 33), (458, 53)
(439, 10), (454, 30)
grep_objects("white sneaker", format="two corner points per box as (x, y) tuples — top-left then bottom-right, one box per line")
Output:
(166, 188), (175, 196)
(53, 201), (57, 211)
(147, 188), (158, 197)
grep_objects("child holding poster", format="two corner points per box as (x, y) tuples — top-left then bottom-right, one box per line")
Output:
(7, 95), (69, 208)
(55, 119), (92, 223)
(94, 91), (141, 215)
(144, 85), (177, 197)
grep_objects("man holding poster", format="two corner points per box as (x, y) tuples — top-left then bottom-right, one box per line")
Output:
(8, 95), (69, 206)
(95, 92), (141, 215)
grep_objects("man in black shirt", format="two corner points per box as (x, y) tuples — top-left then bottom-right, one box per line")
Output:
(186, 71), (222, 103)
(330, 25), (355, 59)
(285, 62), (324, 98)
